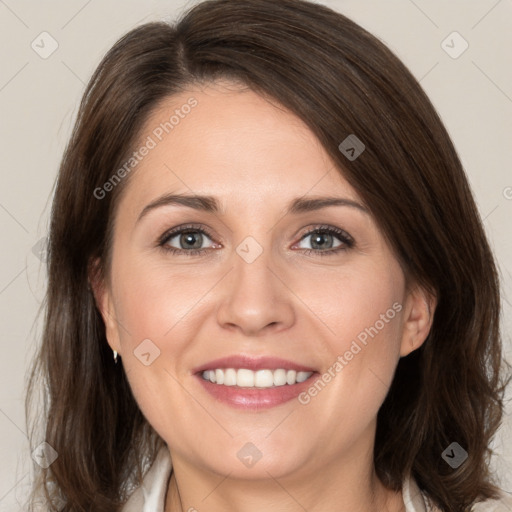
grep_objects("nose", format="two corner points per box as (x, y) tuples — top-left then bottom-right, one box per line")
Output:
(216, 246), (296, 336)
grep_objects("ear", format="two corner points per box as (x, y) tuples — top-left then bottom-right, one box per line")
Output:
(399, 284), (437, 357)
(88, 257), (121, 355)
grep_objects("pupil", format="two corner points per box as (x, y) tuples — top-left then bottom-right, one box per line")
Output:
(311, 233), (333, 250)
(181, 232), (202, 249)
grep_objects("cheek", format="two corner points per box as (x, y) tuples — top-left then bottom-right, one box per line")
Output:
(109, 259), (210, 441)
(112, 256), (216, 343)
(327, 280), (403, 356)
(295, 261), (405, 422)
(295, 260), (404, 357)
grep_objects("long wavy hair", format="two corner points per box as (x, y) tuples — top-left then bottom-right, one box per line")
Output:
(25, 0), (510, 510)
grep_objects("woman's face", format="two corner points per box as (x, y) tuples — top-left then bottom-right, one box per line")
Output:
(96, 80), (432, 481)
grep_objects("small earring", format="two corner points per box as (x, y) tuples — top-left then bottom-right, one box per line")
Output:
(113, 350), (118, 364)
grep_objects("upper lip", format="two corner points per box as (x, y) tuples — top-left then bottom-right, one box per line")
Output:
(192, 355), (317, 374)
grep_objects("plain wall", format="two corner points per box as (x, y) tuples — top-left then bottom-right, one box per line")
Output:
(0, 0), (510, 509)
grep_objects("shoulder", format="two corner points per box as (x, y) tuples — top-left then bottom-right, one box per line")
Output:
(406, 476), (512, 512)
(471, 491), (512, 511)
(403, 476), (441, 511)
(121, 446), (173, 512)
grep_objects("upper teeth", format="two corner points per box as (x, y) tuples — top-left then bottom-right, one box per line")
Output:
(201, 368), (313, 388)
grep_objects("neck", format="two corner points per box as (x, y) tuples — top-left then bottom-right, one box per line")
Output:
(164, 450), (404, 512)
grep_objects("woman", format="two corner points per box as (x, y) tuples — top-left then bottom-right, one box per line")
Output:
(25, 0), (511, 510)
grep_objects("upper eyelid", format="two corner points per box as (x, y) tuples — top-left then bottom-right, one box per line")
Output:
(158, 223), (215, 244)
(293, 227), (354, 250)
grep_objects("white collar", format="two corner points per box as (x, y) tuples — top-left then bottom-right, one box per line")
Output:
(121, 446), (430, 512)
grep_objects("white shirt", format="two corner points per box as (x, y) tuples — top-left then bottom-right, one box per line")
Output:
(121, 446), (511, 512)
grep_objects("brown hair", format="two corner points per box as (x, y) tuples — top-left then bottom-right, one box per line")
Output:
(25, 0), (510, 510)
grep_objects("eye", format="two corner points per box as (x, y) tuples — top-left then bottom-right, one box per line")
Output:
(157, 223), (354, 257)
(158, 224), (219, 256)
(294, 226), (354, 255)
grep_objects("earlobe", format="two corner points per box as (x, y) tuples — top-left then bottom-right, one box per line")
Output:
(88, 258), (121, 354)
(400, 286), (436, 357)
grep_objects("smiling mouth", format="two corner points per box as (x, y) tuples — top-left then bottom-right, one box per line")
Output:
(200, 368), (314, 388)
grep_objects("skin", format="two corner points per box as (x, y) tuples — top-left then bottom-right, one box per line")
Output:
(92, 80), (435, 512)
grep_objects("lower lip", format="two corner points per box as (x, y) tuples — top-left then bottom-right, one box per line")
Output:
(195, 373), (318, 410)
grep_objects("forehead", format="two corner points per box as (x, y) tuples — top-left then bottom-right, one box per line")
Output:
(117, 80), (362, 216)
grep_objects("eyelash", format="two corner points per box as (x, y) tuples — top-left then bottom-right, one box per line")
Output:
(157, 223), (355, 257)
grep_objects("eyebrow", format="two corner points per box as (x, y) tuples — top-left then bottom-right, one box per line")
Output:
(136, 193), (369, 223)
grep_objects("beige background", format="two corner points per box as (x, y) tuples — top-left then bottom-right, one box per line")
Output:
(0, 0), (511, 509)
